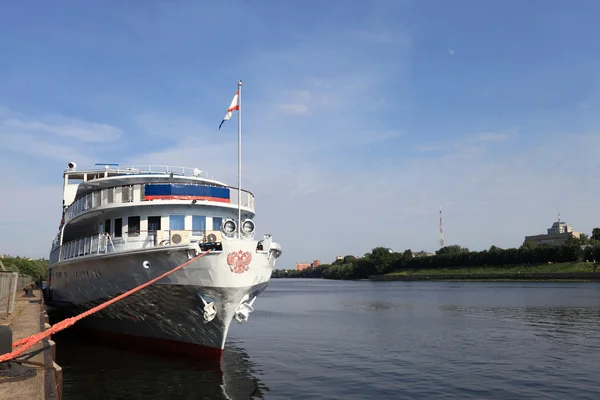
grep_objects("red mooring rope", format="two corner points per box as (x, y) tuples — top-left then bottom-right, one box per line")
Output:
(0, 250), (211, 363)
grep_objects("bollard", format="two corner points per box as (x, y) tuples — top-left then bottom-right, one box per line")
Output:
(0, 326), (11, 355)
(0, 326), (31, 377)
(23, 285), (34, 297)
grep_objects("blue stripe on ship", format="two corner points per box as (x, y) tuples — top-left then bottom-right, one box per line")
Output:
(144, 184), (230, 201)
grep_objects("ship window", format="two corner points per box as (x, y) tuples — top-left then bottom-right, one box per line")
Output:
(122, 185), (133, 203)
(148, 216), (161, 232)
(94, 191), (101, 207)
(114, 218), (123, 237)
(169, 215), (185, 231)
(128, 216), (140, 236)
(107, 188), (115, 203)
(212, 217), (223, 231)
(105, 219), (111, 235)
(192, 216), (206, 236)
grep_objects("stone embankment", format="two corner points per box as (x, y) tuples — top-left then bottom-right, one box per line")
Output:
(0, 289), (62, 399)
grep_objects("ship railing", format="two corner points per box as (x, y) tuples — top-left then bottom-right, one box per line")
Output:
(116, 230), (161, 251)
(118, 230), (208, 247)
(55, 229), (222, 263)
(58, 233), (117, 261)
(87, 165), (216, 180)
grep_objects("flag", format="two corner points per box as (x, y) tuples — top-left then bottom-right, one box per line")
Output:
(219, 90), (239, 130)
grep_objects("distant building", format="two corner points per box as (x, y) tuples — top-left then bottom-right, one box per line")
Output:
(296, 260), (321, 271)
(524, 217), (581, 246)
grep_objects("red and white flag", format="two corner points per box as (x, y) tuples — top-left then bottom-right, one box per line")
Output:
(219, 90), (239, 130)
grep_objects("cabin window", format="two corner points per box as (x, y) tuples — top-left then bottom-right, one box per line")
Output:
(169, 215), (185, 231)
(114, 218), (123, 237)
(105, 219), (111, 235)
(148, 216), (161, 232)
(122, 186), (129, 202)
(212, 217), (223, 231)
(122, 185), (133, 203)
(192, 216), (206, 236)
(128, 216), (140, 236)
(107, 188), (114, 203)
(94, 191), (101, 207)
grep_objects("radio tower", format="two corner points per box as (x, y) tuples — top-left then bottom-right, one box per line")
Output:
(439, 205), (445, 249)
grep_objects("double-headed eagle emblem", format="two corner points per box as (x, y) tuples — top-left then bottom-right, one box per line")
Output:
(226, 250), (252, 274)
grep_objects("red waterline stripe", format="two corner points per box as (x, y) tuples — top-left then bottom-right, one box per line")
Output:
(144, 195), (231, 203)
(86, 329), (225, 362)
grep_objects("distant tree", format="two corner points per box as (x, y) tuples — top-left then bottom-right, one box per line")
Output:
(436, 245), (469, 256)
(520, 239), (536, 250)
(343, 255), (357, 264)
(413, 251), (430, 257)
(366, 247), (398, 274)
(403, 249), (413, 259)
(353, 258), (376, 279)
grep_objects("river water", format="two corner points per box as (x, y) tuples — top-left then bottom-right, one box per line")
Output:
(54, 279), (600, 399)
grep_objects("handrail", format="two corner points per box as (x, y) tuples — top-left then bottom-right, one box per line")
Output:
(52, 230), (217, 263)
(68, 165), (216, 180)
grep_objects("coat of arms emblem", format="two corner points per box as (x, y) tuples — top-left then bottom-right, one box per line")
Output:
(226, 250), (252, 274)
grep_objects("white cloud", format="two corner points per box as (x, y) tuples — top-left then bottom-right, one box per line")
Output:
(413, 129), (518, 159)
(0, 162), (63, 259)
(0, 107), (123, 164)
(3, 108), (600, 271)
(3, 117), (122, 142)
(0, 108), (127, 259)
(470, 131), (514, 142)
(275, 104), (309, 115)
(122, 106), (600, 268)
(415, 144), (440, 151)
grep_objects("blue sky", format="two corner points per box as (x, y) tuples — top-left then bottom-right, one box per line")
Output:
(1, 0), (600, 267)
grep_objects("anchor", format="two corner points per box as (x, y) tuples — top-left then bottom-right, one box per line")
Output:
(234, 296), (257, 324)
(197, 294), (217, 323)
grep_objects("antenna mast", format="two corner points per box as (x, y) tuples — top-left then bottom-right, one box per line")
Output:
(439, 205), (445, 249)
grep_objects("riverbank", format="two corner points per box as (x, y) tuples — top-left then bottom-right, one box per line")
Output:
(370, 262), (600, 281)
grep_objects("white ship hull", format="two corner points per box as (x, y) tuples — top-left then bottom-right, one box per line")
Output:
(48, 239), (279, 360)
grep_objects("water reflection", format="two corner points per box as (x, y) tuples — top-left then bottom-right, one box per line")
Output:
(53, 326), (268, 400)
(438, 305), (600, 345)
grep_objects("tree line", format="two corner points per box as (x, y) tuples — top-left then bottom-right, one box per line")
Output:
(0, 256), (48, 280)
(272, 228), (600, 280)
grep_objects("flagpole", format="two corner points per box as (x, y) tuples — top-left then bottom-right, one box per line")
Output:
(237, 80), (242, 238)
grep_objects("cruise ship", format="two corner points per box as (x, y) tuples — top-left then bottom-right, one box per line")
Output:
(46, 162), (282, 360)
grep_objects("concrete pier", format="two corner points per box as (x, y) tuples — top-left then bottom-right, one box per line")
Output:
(0, 289), (61, 399)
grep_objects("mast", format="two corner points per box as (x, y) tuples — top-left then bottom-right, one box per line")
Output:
(237, 80), (243, 238)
